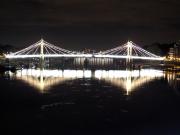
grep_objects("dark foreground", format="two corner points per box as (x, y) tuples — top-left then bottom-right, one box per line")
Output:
(1, 69), (180, 135)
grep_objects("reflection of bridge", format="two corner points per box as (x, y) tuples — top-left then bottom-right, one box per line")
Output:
(5, 39), (164, 61)
(11, 69), (164, 94)
(95, 69), (164, 95)
(15, 69), (92, 91)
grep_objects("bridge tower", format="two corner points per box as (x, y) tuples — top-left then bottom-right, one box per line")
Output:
(126, 41), (133, 67)
(40, 38), (44, 69)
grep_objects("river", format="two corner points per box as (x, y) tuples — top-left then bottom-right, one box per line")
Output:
(1, 68), (180, 135)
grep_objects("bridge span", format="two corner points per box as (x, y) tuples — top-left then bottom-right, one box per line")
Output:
(5, 39), (164, 61)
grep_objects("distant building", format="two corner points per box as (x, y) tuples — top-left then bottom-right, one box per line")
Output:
(174, 42), (180, 61)
(168, 47), (174, 60)
(168, 42), (180, 61)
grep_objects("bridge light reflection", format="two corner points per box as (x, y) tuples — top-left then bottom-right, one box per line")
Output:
(10, 69), (164, 95)
(14, 69), (92, 92)
(95, 69), (164, 95)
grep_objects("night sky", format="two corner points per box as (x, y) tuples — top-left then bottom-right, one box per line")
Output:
(0, 0), (180, 50)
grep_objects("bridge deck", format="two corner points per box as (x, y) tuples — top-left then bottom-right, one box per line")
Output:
(5, 54), (164, 61)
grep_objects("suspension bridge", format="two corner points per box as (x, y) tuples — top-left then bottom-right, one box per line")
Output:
(5, 39), (164, 61)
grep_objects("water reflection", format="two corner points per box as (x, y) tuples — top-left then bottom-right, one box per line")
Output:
(165, 71), (180, 95)
(14, 69), (92, 92)
(95, 69), (164, 95)
(7, 68), (175, 95)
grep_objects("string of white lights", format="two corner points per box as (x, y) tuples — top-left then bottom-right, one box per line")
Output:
(5, 39), (164, 60)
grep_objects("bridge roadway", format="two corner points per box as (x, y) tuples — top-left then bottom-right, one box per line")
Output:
(5, 54), (164, 61)
(4, 39), (164, 61)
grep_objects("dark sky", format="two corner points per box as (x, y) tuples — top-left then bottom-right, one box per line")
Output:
(0, 0), (180, 50)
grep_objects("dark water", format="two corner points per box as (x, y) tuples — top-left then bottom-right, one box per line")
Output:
(1, 69), (180, 135)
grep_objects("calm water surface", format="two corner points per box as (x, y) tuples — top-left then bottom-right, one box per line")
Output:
(1, 69), (180, 135)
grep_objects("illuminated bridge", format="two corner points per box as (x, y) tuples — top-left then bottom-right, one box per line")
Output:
(5, 39), (164, 61)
